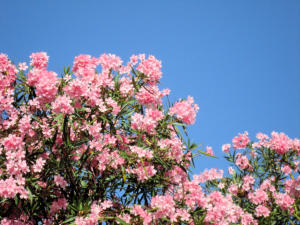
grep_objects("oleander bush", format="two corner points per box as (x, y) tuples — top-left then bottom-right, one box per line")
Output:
(0, 53), (299, 224)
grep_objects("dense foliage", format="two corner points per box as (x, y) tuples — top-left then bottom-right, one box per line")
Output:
(0, 53), (299, 224)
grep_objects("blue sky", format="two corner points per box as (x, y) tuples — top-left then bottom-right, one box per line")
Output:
(1, 0), (300, 174)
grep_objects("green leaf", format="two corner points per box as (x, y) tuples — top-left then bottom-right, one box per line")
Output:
(193, 148), (217, 158)
(115, 217), (131, 225)
(26, 187), (33, 205)
(61, 216), (76, 224)
(80, 180), (87, 188)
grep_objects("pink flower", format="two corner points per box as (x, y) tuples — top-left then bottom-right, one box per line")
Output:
(30, 52), (49, 69)
(0, 53), (9, 72)
(136, 85), (163, 107)
(72, 54), (99, 78)
(64, 79), (89, 99)
(162, 88), (170, 96)
(50, 198), (68, 214)
(119, 77), (134, 97)
(130, 54), (138, 65)
(52, 95), (74, 114)
(127, 162), (157, 182)
(158, 137), (185, 163)
(136, 55), (162, 84)
(27, 69), (58, 104)
(218, 183), (225, 189)
(106, 97), (121, 115)
(248, 189), (268, 205)
(269, 131), (292, 154)
(2, 134), (24, 151)
(100, 200), (113, 210)
(193, 168), (223, 183)
(274, 192), (295, 210)
(32, 157), (46, 173)
(169, 96), (199, 125)
(131, 205), (152, 225)
(281, 165), (292, 175)
(205, 146), (214, 156)
(0, 177), (28, 199)
(118, 214), (131, 224)
(255, 205), (270, 217)
(290, 177), (300, 197)
(242, 175), (255, 191)
(54, 175), (67, 189)
(150, 194), (175, 219)
(232, 131), (250, 149)
(222, 144), (231, 153)
(99, 53), (122, 72)
(130, 146), (153, 159)
(235, 154), (250, 170)
(228, 184), (239, 195)
(228, 166), (235, 175)
(18, 62), (28, 71)
(131, 108), (164, 135)
(256, 132), (269, 141)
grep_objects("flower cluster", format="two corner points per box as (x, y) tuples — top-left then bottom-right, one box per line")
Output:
(0, 53), (298, 225)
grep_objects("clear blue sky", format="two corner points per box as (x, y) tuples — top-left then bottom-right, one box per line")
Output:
(1, 0), (299, 174)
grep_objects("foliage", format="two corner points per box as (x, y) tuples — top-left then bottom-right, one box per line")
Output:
(0, 53), (299, 225)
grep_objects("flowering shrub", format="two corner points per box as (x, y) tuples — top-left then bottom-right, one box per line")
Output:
(0, 52), (299, 224)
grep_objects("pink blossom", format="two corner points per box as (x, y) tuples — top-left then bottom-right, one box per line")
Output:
(50, 198), (68, 215)
(27, 69), (58, 104)
(150, 194), (175, 221)
(52, 95), (74, 114)
(274, 192), (295, 210)
(256, 132), (269, 140)
(127, 162), (157, 182)
(136, 85), (163, 107)
(64, 79), (89, 99)
(130, 146), (153, 159)
(119, 77), (134, 97)
(106, 97), (121, 115)
(169, 96), (199, 125)
(118, 213), (131, 224)
(30, 52), (49, 69)
(290, 177), (300, 197)
(269, 131), (292, 154)
(228, 166), (235, 175)
(162, 88), (170, 95)
(130, 54), (138, 65)
(32, 157), (46, 173)
(131, 205), (152, 225)
(235, 153), (250, 170)
(248, 189), (268, 205)
(193, 168), (223, 183)
(99, 53), (122, 72)
(18, 62), (28, 71)
(131, 110), (161, 135)
(100, 200), (113, 210)
(255, 205), (270, 217)
(158, 137), (185, 163)
(0, 53), (10, 72)
(242, 175), (255, 191)
(205, 146), (214, 156)
(232, 131), (250, 149)
(0, 177), (28, 199)
(281, 165), (292, 175)
(72, 54), (99, 78)
(222, 143), (231, 153)
(228, 184), (239, 195)
(136, 55), (162, 84)
(2, 134), (24, 151)
(54, 175), (67, 189)
(218, 182), (225, 189)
